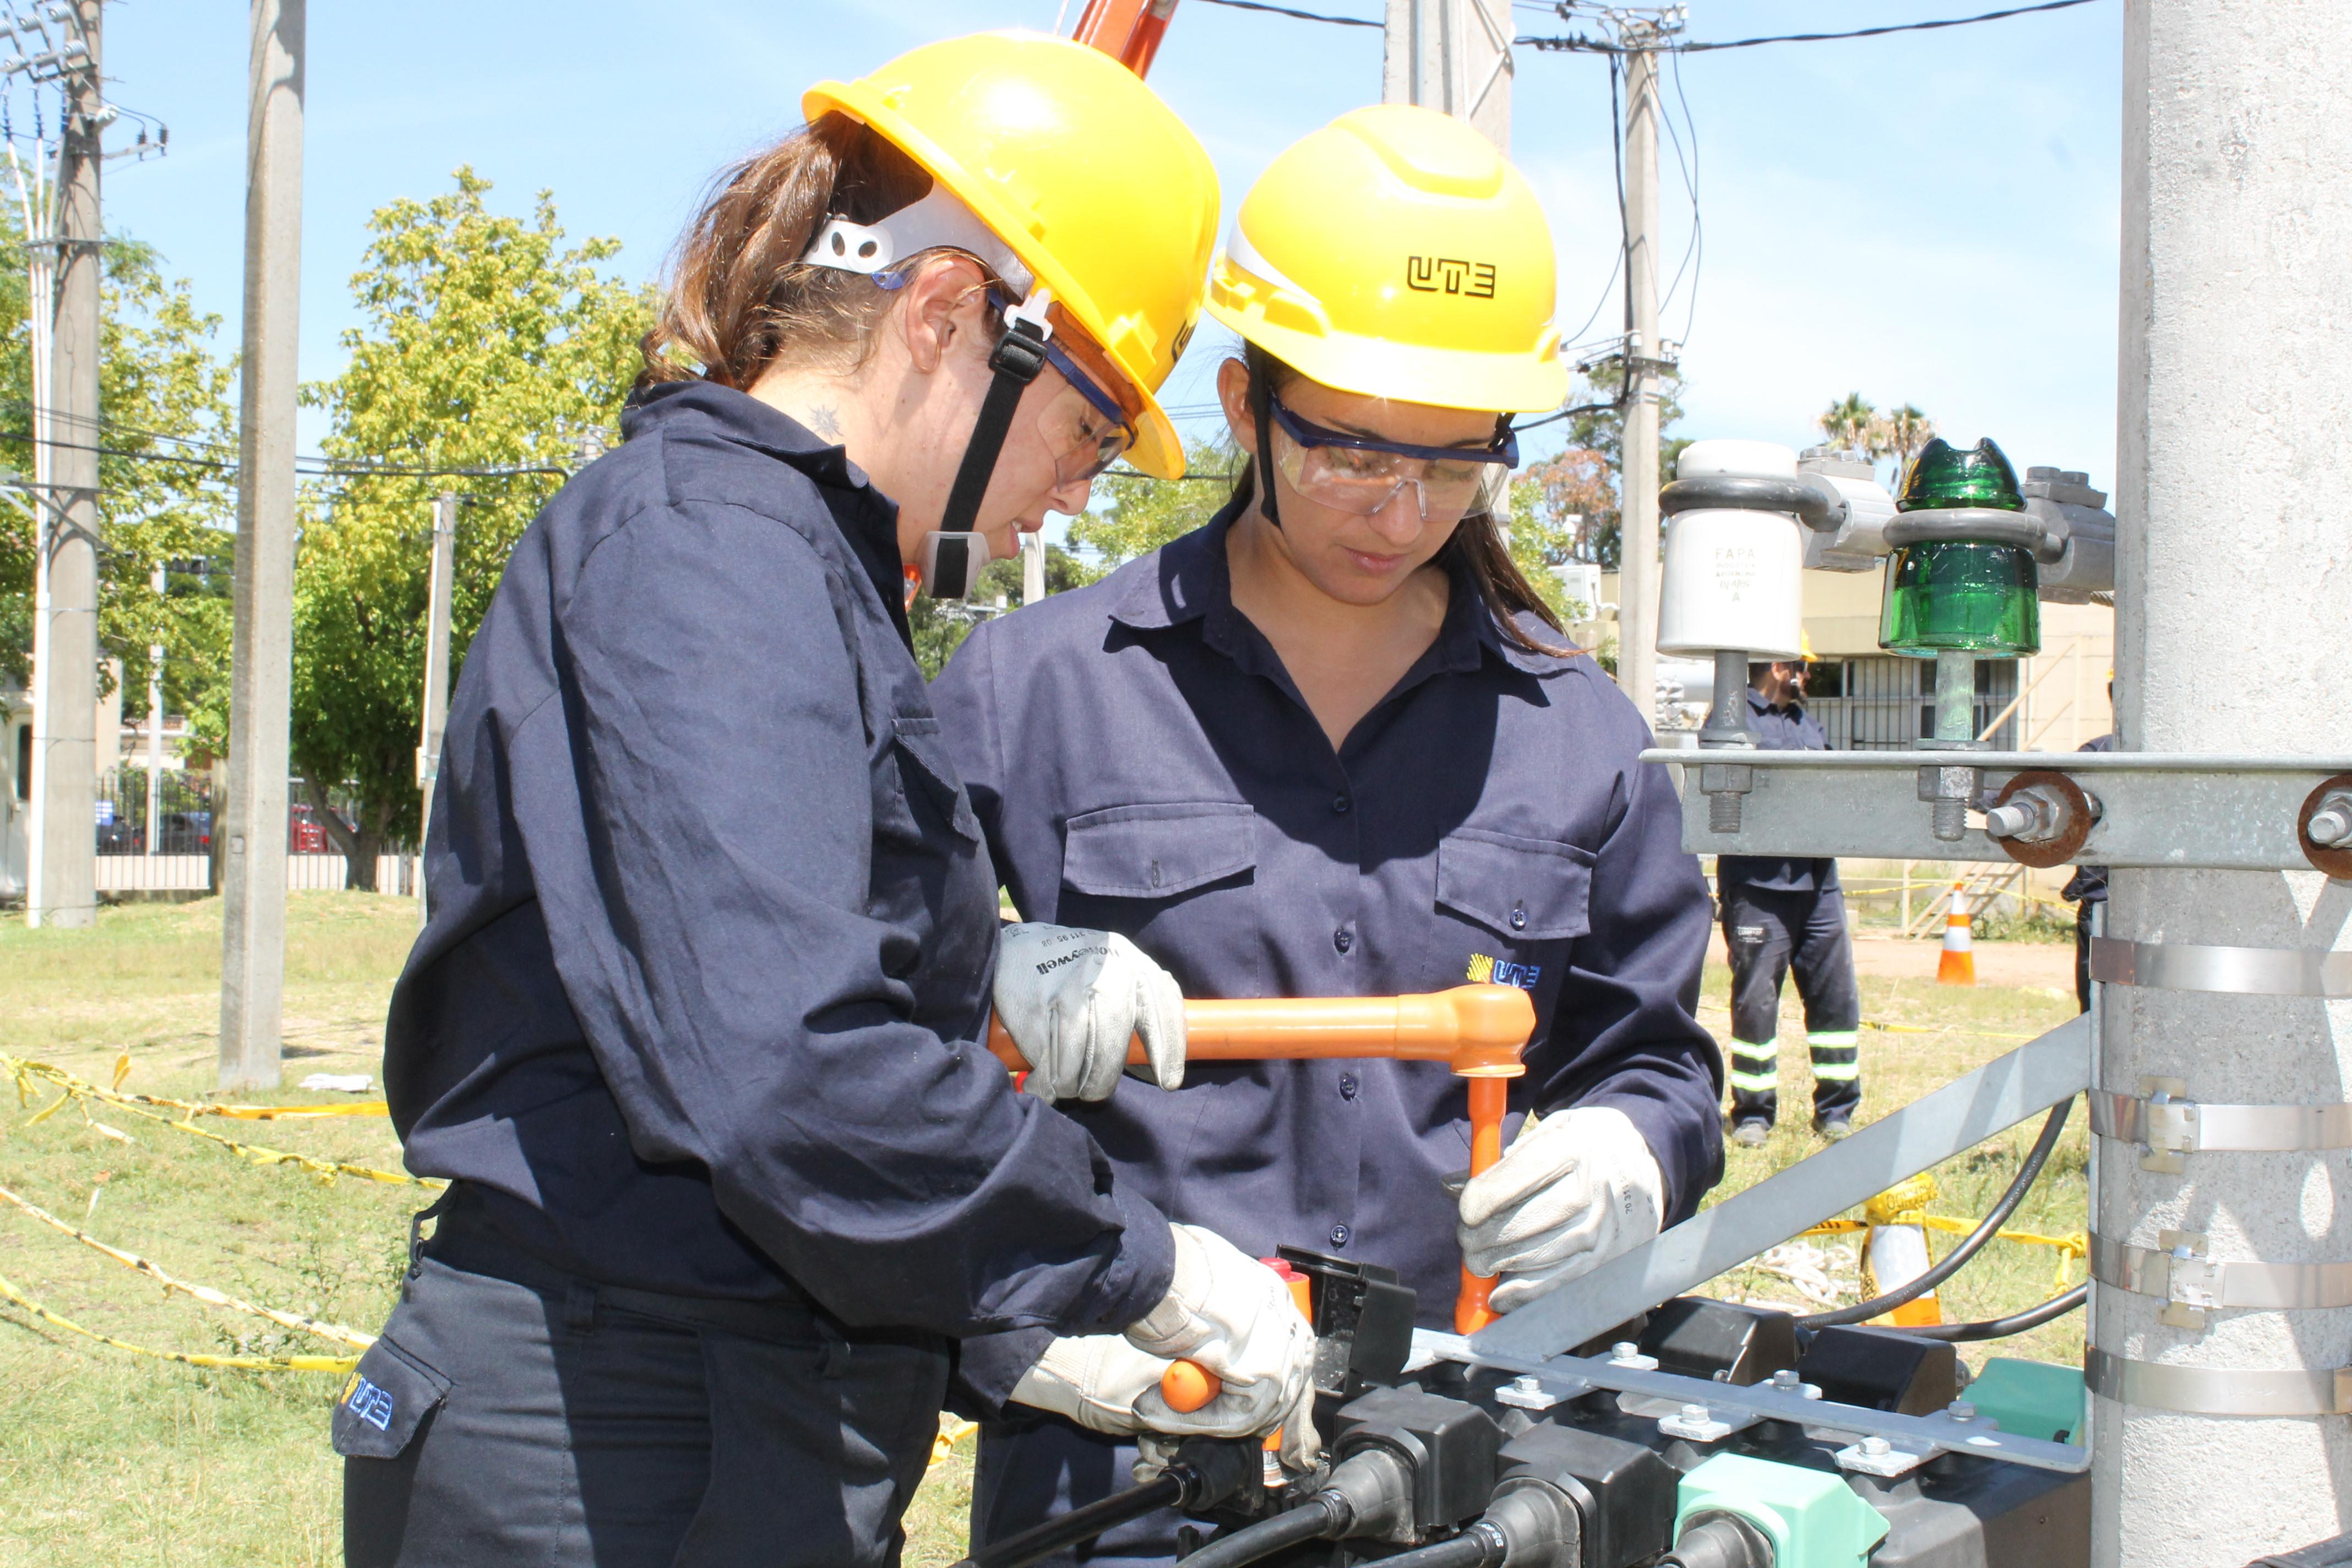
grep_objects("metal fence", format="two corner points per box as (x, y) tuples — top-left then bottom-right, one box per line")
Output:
(1804, 657), (2021, 751)
(90, 766), (419, 896)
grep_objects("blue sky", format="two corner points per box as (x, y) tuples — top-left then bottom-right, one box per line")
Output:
(88, 0), (2121, 492)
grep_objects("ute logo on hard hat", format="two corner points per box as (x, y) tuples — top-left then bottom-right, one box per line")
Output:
(1406, 256), (1497, 298)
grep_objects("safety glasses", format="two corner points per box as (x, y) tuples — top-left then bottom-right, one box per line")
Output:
(1034, 334), (1135, 487)
(1266, 394), (1518, 524)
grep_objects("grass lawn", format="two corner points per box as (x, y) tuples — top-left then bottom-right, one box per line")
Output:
(0, 896), (2083, 1566)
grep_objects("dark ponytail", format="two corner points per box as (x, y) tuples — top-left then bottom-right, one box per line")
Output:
(1232, 342), (1572, 658)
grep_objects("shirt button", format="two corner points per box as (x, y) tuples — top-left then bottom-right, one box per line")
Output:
(1332, 793), (1351, 815)
(1333, 925), (1353, 954)
(1509, 901), (1527, 932)
(1330, 1223), (1351, 1248)
(1339, 1073), (1358, 1100)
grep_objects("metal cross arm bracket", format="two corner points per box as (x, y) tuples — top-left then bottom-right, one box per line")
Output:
(1641, 749), (2352, 872)
(1471, 1014), (2089, 1360)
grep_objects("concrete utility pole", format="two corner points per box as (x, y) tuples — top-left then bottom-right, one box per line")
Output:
(415, 492), (456, 921)
(2094, 3), (2352, 1562)
(219, 0), (304, 1092)
(1382, 0), (1512, 150)
(26, 0), (101, 929)
(1614, 26), (1663, 723)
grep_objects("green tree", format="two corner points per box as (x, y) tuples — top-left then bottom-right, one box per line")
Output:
(1817, 390), (1876, 455)
(907, 541), (1091, 680)
(0, 211), (236, 726)
(293, 171), (655, 888)
(1517, 358), (1687, 569)
(1067, 439), (1238, 571)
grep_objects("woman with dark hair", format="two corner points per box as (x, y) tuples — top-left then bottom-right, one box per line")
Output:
(341, 34), (1317, 1568)
(934, 104), (1724, 1565)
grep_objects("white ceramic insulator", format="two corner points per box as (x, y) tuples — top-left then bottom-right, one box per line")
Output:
(1658, 507), (1805, 658)
(1675, 439), (1799, 480)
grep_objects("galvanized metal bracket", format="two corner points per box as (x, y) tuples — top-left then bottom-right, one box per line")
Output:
(2090, 936), (2352, 998)
(2086, 1347), (2352, 1417)
(1642, 749), (2352, 872)
(1474, 1015), (2090, 1359)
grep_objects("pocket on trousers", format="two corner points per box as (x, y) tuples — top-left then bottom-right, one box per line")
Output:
(333, 1336), (451, 1461)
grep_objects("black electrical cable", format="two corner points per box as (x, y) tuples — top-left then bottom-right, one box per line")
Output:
(1908, 1281), (2087, 1342)
(1191, 0), (1381, 25)
(1516, 0), (2104, 55)
(1797, 1094), (2077, 1329)
(954, 1473), (1185, 1568)
(1176, 1495), (1347, 1568)
(1369, 1525), (1510, 1568)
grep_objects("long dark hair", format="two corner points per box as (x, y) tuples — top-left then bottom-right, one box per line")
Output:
(1234, 341), (1571, 658)
(639, 115), (932, 392)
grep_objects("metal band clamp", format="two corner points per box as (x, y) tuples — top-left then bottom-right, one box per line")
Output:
(2086, 1347), (2352, 1417)
(2090, 1077), (2352, 1173)
(2090, 937), (2352, 998)
(2090, 1231), (2352, 1329)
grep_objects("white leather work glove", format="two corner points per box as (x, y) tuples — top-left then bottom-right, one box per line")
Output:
(1453, 1106), (1667, 1315)
(993, 923), (1185, 1103)
(1124, 1224), (1321, 1473)
(1007, 1335), (1176, 1436)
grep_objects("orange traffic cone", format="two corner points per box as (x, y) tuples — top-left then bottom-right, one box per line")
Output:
(1936, 882), (1975, 986)
(1863, 1174), (1944, 1327)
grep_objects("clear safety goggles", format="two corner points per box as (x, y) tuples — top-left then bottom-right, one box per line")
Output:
(1267, 394), (1518, 524)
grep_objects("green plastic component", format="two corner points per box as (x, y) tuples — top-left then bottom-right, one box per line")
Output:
(1675, 1453), (1888, 1568)
(1964, 1358), (2087, 1444)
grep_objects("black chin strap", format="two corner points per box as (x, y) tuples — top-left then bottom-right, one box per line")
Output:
(931, 314), (1051, 582)
(1249, 370), (1281, 529)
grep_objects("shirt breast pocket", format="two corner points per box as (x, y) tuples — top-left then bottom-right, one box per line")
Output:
(1435, 829), (1593, 1004)
(1059, 802), (1261, 997)
(876, 715), (984, 848)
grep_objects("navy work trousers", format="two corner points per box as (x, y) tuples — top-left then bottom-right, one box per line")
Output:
(1720, 885), (1861, 1128)
(341, 1223), (946, 1568)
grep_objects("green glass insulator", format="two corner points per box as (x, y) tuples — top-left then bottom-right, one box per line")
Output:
(1879, 540), (2041, 656)
(1896, 436), (2024, 513)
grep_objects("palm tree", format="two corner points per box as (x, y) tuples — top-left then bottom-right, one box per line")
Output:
(1817, 391), (1875, 455)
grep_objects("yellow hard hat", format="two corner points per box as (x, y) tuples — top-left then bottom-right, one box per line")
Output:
(805, 34), (1218, 480)
(1205, 104), (1567, 413)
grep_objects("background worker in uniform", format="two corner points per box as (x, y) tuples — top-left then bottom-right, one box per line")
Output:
(933, 105), (1722, 1566)
(346, 36), (1319, 1568)
(1717, 638), (1863, 1147)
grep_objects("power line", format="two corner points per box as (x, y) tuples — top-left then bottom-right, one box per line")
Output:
(1190, 0), (1380, 25)
(1518, 0), (2101, 54)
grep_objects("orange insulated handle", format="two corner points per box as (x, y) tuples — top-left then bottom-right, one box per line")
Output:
(1454, 1076), (1510, 1334)
(988, 985), (1535, 1080)
(1156, 1260), (1314, 1420)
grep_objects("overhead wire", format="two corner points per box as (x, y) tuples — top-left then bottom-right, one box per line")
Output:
(1190, 0), (1380, 25)
(1517, 0), (2103, 53)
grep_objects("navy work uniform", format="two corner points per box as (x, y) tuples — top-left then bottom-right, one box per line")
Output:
(932, 499), (1722, 1567)
(2062, 733), (2116, 1012)
(1715, 686), (1863, 1131)
(347, 383), (1174, 1568)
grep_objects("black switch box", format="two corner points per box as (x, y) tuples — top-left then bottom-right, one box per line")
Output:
(1332, 1386), (1506, 1535)
(1636, 1297), (1800, 1387)
(1495, 1423), (1680, 1568)
(1796, 1325), (1958, 1414)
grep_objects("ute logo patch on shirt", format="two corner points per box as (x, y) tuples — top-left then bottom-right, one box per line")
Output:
(341, 1373), (396, 1432)
(1466, 952), (1542, 990)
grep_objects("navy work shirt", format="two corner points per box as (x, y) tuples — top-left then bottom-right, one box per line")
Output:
(932, 499), (1721, 1363)
(2061, 732), (2116, 905)
(1715, 687), (1839, 894)
(383, 381), (1170, 1341)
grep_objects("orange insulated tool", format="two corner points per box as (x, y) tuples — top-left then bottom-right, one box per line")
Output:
(987, 985), (1536, 1386)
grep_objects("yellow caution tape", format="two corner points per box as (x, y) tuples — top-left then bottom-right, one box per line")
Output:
(930, 1415), (979, 1470)
(0, 1266), (361, 1374)
(1803, 1215), (2088, 1292)
(0, 1185), (378, 1348)
(7, 1057), (442, 1190)
(4, 1052), (389, 1119)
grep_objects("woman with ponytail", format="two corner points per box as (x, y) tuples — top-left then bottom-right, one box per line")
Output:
(934, 106), (1724, 1565)
(345, 35), (1320, 1567)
